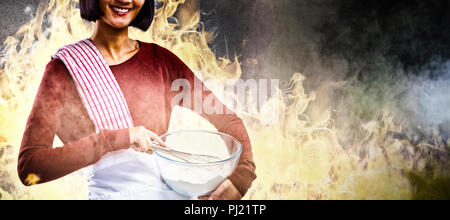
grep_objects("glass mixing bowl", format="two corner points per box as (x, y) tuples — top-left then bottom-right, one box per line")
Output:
(154, 130), (242, 197)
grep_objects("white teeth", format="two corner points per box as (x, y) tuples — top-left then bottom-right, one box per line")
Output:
(111, 6), (130, 13)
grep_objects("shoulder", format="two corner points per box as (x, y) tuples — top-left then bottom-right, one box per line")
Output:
(138, 41), (183, 63)
(46, 58), (69, 75)
(139, 42), (193, 79)
(42, 58), (72, 83)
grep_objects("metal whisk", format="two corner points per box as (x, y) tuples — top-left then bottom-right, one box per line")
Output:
(151, 142), (223, 163)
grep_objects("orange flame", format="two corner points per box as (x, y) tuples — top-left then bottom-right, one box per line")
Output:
(25, 173), (41, 186)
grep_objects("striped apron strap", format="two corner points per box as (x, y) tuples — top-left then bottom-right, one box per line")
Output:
(52, 39), (134, 132)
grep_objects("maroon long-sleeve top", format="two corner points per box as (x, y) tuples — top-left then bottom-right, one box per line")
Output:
(18, 41), (256, 196)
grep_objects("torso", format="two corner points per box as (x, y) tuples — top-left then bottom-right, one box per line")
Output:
(54, 41), (172, 145)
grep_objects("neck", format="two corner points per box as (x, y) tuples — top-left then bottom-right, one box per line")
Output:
(90, 20), (134, 59)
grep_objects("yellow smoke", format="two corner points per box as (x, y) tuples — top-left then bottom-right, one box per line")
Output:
(0, 0), (436, 200)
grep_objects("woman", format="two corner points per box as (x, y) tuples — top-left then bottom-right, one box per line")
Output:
(18, 0), (256, 200)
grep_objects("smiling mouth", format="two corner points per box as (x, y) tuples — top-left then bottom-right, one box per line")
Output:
(110, 6), (132, 15)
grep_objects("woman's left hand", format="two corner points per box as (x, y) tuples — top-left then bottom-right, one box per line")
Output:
(198, 179), (242, 200)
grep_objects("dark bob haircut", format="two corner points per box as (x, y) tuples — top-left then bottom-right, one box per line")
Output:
(79, 0), (155, 31)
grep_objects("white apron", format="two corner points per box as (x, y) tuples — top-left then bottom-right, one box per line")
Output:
(52, 39), (190, 200)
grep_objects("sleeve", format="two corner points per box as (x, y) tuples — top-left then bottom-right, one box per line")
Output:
(17, 59), (130, 186)
(162, 48), (256, 196)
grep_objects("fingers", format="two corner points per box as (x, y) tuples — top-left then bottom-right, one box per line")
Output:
(209, 179), (230, 200)
(197, 195), (210, 200)
(146, 130), (167, 147)
(208, 179), (242, 200)
(144, 135), (154, 154)
(197, 180), (230, 200)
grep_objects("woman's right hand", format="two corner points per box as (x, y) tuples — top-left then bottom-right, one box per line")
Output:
(129, 126), (167, 154)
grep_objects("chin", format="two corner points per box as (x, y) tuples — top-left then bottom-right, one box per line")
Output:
(113, 24), (130, 30)
(108, 21), (132, 30)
